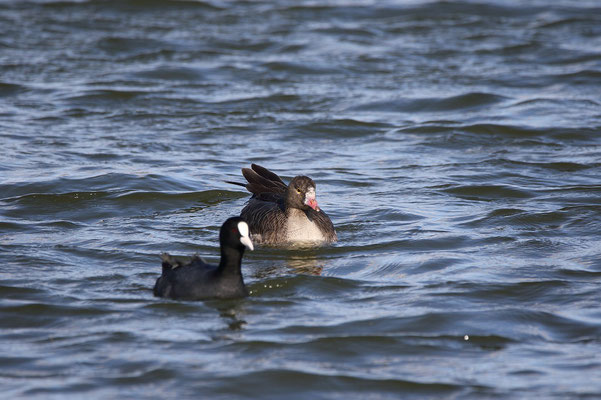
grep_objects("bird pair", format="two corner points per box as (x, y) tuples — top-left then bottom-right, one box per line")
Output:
(154, 164), (337, 301)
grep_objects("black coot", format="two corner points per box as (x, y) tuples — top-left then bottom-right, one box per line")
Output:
(153, 217), (254, 300)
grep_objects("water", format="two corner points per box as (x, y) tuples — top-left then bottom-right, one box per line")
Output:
(2, 0), (601, 398)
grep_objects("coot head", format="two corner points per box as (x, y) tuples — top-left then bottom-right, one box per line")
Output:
(220, 217), (254, 251)
(286, 176), (320, 212)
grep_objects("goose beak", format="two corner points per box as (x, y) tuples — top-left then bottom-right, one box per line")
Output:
(304, 187), (320, 211)
(306, 198), (319, 211)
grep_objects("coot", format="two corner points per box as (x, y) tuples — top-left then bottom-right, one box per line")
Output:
(153, 217), (253, 300)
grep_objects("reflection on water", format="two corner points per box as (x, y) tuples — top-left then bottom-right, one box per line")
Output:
(214, 301), (248, 331)
(250, 247), (326, 277)
(284, 252), (324, 276)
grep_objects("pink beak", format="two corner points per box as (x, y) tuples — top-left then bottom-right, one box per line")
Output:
(305, 197), (320, 211)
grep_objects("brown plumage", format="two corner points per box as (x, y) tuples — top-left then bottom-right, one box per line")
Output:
(231, 164), (337, 246)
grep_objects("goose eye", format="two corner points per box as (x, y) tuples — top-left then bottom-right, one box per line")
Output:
(296, 188), (301, 194)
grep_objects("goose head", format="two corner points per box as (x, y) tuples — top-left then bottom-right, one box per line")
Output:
(286, 176), (320, 212)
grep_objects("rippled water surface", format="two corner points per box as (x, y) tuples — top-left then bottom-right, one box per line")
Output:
(2, 0), (601, 398)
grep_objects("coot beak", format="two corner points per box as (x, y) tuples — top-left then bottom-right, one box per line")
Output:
(240, 235), (254, 251)
(237, 221), (254, 251)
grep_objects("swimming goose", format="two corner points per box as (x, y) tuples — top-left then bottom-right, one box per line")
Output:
(153, 217), (254, 300)
(229, 164), (337, 245)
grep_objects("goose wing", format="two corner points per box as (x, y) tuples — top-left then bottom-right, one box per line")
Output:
(241, 164), (287, 198)
(240, 197), (287, 244)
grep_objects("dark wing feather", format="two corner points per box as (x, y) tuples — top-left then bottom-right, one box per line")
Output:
(241, 164), (287, 197)
(225, 180), (246, 188)
(251, 164), (286, 186)
(240, 198), (287, 244)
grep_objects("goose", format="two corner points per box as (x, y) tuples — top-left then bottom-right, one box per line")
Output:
(228, 164), (337, 245)
(153, 217), (253, 300)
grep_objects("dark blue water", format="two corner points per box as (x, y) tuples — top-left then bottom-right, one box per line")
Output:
(2, 0), (601, 398)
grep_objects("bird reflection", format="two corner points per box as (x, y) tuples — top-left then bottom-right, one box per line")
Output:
(251, 248), (325, 278)
(284, 253), (323, 275)
(207, 300), (247, 331)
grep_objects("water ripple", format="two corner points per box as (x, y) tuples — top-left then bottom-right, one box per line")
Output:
(349, 92), (507, 113)
(2, 0), (601, 398)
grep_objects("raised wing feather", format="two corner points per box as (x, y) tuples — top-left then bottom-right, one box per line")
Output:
(250, 164), (286, 186)
(241, 164), (287, 198)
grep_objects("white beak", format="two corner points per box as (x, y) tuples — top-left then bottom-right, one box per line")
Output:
(237, 221), (254, 251)
(240, 235), (254, 251)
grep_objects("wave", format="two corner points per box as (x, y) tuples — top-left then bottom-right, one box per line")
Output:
(349, 92), (507, 114)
